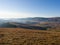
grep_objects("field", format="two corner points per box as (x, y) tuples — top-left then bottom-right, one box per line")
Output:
(0, 28), (60, 45)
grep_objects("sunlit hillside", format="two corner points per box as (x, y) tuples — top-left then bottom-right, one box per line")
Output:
(0, 28), (60, 45)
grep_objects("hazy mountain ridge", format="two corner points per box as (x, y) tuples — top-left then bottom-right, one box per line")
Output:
(8, 17), (60, 24)
(0, 17), (60, 30)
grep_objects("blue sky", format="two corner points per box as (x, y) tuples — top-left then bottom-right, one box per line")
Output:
(0, 0), (60, 18)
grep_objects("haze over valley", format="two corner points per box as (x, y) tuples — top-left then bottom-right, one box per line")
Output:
(0, 17), (60, 30)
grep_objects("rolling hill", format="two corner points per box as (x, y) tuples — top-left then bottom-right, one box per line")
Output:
(0, 28), (60, 45)
(0, 17), (60, 30)
(0, 17), (60, 45)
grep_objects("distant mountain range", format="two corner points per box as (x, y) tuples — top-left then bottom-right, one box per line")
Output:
(0, 17), (60, 30)
(0, 17), (60, 24)
(6, 17), (60, 23)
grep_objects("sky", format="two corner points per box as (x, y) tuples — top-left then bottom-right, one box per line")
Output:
(0, 0), (60, 18)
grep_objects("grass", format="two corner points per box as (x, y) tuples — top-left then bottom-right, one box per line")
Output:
(0, 28), (60, 45)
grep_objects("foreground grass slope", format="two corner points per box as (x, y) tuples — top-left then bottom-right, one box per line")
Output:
(0, 28), (60, 45)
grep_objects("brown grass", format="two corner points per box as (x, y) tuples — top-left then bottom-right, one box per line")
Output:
(0, 28), (60, 45)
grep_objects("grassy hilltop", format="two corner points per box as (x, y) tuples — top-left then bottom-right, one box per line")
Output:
(0, 28), (60, 45)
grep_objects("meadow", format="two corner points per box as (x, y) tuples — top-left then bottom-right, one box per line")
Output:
(0, 28), (60, 45)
